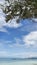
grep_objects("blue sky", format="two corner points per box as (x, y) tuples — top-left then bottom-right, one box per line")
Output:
(0, 0), (37, 58)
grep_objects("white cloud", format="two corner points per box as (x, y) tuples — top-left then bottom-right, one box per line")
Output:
(8, 43), (24, 48)
(5, 19), (22, 28)
(0, 27), (8, 32)
(0, 9), (8, 32)
(12, 52), (37, 58)
(23, 31), (37, 46)
(0, 40), (37, 58)
(0, 40), (12, 44)
(0, 51), (37, 58)
(8, 38), (25, 48)
(32, 18), (37, 22)
(0, 0), (5, 5)
(0, 51), (8, 57)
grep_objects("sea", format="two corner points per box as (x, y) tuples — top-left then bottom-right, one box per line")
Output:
(0, 58), (37, 65)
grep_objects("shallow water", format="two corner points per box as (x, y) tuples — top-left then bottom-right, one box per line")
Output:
(0, 60), (37, 65)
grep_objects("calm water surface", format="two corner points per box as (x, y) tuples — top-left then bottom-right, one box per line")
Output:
(0, 59), (37, 65)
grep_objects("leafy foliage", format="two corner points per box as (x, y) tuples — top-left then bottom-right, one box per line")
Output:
(1, 0), (37, 22)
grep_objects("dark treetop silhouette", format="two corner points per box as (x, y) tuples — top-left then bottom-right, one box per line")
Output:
(0, 0), (37, 23)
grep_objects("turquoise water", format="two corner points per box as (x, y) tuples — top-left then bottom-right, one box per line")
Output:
(0, 59), (37, 65)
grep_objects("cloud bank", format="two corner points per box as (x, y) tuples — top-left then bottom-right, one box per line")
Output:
(23, 31), (37, 46)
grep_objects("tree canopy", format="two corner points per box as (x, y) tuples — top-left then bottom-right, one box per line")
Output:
(0, 0), (37, 23)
